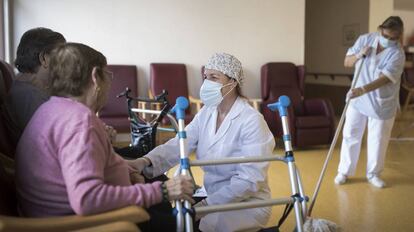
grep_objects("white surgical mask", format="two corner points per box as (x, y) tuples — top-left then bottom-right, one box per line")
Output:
(200, 79), (234, 107)
(379, 35), (397, 48)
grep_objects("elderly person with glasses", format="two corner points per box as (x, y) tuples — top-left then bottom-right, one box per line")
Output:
(15, 43), (194, 232)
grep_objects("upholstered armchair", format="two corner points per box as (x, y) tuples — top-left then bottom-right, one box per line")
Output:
(261, 62), (335, 147)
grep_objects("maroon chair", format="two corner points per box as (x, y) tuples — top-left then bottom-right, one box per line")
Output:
(261, 62), (335, 147)
(150, 63), (195, 124)
(99, 65), (138, 133)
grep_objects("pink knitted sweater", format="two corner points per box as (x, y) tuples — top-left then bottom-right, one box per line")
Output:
(15, 97), (162, 217)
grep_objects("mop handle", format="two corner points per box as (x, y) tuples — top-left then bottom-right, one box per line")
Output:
(308, 55), (367, 216)
(171, 96), (194, 232)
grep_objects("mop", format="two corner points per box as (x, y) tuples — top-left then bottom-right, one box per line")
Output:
(303, 55), (367, 232)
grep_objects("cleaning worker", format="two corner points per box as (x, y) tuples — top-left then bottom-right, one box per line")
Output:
(130, 52), (276, 232)
(335, 16), (405, 188)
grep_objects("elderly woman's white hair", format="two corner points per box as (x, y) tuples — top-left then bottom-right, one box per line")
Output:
(204, 52), (244, 86)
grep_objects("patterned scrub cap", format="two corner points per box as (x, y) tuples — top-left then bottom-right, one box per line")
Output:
(204, 52), (244, 85)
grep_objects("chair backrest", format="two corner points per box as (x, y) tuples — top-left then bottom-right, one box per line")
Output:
(0, 152), (17, 216)
(0, 61), (16, 158)
(150, 63), (189, 105)
(0, 60), (14, 92)
(261, 62), (304, 115)
(99, 65), (138, 117)
(0, 61), (18, 215)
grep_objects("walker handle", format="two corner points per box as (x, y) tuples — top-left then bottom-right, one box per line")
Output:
(267, 95), (291, 117)
(170, 96), (189, 120)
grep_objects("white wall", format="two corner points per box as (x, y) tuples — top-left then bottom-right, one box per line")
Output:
(12, 0), (305, 99)
(394, 9), (414, 45)
(369, 0), (394, 32)
(305, 0), (369, 86)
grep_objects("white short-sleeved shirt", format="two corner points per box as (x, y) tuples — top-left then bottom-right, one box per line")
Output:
(347, 32), (405, 119)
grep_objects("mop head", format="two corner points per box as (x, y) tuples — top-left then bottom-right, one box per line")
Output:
(303, 218), (340, 232)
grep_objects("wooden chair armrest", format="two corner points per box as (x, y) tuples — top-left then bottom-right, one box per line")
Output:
(72, 221), (140, 232)
(0, 206), (149, 232)
(401, 82), (414, 91)
(248, 98), (262, 111)
(137, 101), (147, 110)
(189, 96), (203, 112)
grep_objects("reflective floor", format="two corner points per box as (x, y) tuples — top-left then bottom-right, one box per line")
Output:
(175, 112), (414, 232)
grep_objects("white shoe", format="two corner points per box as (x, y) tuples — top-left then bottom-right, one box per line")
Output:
(334, 173), (347, 185)
(368, 176), (386, 188)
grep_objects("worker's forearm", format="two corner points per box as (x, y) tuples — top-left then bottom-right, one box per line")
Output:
(361, 75), (391, 93)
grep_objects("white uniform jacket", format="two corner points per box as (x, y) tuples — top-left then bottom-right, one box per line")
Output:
(144, 97), (275, 231)
(347, 32), (405, 120)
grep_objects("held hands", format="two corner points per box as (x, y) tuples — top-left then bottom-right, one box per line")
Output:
(127, 157), (151, 174)
(127, 158), (150, 184)
(128, 159), (195, 203)
(356, 46), (372, 59)
(165, 175), (195, 203)
(129, 171), (146, 184)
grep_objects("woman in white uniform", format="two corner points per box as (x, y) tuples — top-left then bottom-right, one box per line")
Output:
(130, 52), (275, 232)
(335, 16), (405, 188)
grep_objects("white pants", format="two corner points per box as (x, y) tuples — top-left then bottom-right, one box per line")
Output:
(338, 106), (395, 178)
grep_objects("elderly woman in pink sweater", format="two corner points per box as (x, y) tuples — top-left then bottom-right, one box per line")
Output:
(15, 43), (194, 231)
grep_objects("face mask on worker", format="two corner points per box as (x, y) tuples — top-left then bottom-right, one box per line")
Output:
(200, 79), (236, 107)
(379, 34), (397, 48)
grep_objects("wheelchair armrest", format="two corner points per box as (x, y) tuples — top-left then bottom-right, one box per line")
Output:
(0, 206), (149, 232)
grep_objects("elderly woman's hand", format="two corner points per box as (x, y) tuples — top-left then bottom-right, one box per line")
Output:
(165, 176), (195, 204)
(130, 171), (146, 184)
(104, 124), (117, 144)
(127, 157), (151, 174)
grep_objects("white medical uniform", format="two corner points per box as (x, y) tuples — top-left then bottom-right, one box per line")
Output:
(338, 32), (405, 178)
(144, 97), (275, 232)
